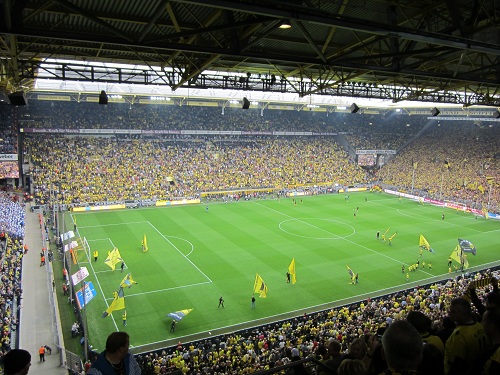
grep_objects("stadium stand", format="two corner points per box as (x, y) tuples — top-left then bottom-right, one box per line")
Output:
(0, 100), (499, 375)
(0, 192), (25, 354)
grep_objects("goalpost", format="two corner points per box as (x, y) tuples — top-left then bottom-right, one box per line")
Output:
(68, 237), (90, 264)
(82, 236), (91, 260)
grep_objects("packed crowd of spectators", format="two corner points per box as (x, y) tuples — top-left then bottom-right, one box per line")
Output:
(5, 100), (496, 212)
(0, 191), (26, 361)
(378, 121), (500, 213)
(24, 125), (499, 213)
(0, 193), (25, 239)
(26, 135), (367, 206)
(134, 268), (500, 375)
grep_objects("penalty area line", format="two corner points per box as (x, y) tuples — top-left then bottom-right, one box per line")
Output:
(106, 281), (212, 300)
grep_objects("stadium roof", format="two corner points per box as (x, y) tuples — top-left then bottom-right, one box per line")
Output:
(1, 0), (500, 107)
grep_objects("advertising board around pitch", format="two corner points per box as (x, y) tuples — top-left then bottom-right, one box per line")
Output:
(76, 282), (97, 310)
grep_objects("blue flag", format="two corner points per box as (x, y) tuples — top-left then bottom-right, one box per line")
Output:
(167, 308), (193, 322)
(458, 238), (476, 256)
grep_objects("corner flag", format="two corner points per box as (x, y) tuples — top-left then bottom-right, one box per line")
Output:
(288, 258), (296, 284)
(253, 273), (268, 298)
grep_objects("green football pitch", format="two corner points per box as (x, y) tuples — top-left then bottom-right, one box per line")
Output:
(68, 192), (500, 353)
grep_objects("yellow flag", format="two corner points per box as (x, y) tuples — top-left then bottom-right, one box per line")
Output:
(346, 265), (354, 277)
(419, 235), (430, 250)
(120, 273), (137, 288)
(102, 287), (125, 317)
(450, 245), (469, 269)
(167, 308), (193, 321)
(253, 273), (268, 298)
(288, 258), (296, 285)
(482, 207), (489, 219)
(449, 245), (462, 264)
(382, 227), (390, 241)
(419, 235), (435, 253)
(142, 234), (148, 252)
(104, 248), (123, 271)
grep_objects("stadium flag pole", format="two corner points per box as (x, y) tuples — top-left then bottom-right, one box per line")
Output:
(382, 228), (390, 241)
(346, 265), (355, 284)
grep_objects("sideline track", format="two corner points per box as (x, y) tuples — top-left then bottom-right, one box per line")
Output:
(19, 208), (67, 374)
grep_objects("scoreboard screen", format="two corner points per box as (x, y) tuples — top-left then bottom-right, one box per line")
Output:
(357, 154), (376, 166)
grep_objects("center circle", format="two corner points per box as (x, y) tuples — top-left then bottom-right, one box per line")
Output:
(279, 218), (356, 240)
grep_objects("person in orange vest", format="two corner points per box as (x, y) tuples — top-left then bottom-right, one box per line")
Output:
(39, 345), (46, 362)
(23, 244), (28, 254)
(40, 255), (45, 267)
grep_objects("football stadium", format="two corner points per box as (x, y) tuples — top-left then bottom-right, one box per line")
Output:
(1, 2), (500, 375)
